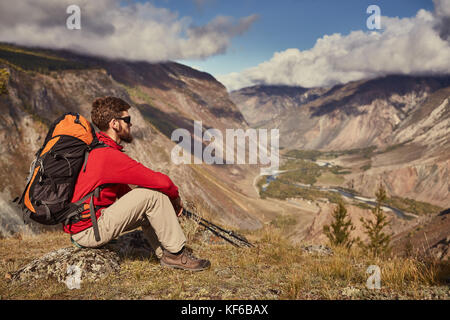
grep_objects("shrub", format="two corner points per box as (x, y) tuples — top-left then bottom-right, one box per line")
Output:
(323, 202), (356, 249)
(359, 184), (392, 257)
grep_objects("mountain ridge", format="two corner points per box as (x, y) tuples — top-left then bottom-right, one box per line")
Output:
(230, 75), (450, 208)
(0, 42), (265, 237)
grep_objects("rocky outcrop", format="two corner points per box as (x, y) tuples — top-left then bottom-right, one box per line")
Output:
(8, 230), (156, 285)
(10, 247), (121, 285)
(392, 210), (450, 261)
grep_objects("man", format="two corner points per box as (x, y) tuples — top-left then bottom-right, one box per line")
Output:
(67, 96), (210, 272)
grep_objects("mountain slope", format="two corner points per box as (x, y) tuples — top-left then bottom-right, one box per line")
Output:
(0, 43), (266, 237)
(230, 75), (450, 208)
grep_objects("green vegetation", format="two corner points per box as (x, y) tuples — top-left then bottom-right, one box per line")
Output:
(383, 196), (443, 216)
(270, 214), (297, 231)
(285, 146), (377, 161)
(264, 152), (441, 218)
(260, 179), (343, 204)
(359, 184), (392, 257)
(258, 158), (350, 203)
(316, 171), (345, 185)
(280, 159), (349, 184)
(340, 146), (377, 159)
(323, 202), (356, 249)
(0, 44), (91, 73)
(0, 68), (9, 94)
(280, 159), (323, 185)
(256, 175), (267, 191)
(284, 149), (322, 161)
(124, 85), (155, 105)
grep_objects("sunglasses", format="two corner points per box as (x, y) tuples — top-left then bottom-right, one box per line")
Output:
(116, 116), (131, 124)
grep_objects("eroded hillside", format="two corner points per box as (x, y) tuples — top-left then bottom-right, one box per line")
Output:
(0, 43), (273, 236)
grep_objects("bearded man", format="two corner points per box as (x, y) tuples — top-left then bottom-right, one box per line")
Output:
(67, 96), (210, 272)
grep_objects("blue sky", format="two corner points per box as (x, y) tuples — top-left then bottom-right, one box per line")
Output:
(1, 0), (446, 91)
(148, 0), (436, 77)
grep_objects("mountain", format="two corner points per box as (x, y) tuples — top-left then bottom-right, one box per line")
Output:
(1, 43), (449, 260)
(230, 75), (450, 208)
(228, 85), (327, 126)
(0, 43), (273, 237)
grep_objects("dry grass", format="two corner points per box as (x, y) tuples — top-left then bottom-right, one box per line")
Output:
(0, 221), (449, 300)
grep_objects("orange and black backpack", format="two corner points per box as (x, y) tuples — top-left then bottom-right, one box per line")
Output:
(17, 112), (105, 241)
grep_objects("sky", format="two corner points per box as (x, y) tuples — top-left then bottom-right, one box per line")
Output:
(0, 0), (449, 91)
(172, 0), (436, 73)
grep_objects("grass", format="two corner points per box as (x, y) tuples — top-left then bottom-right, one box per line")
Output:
(284, 146), (378, 161)
(1, 222), (448, 300)
(0, 68), (9, 94)
(0, 43), (91, 73)
(383, 196), (443, 216)
(316, 171), (345, 185)
(284, 149), (322, 161)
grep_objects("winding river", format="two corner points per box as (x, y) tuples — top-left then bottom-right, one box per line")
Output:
(260, 173), (411, 219)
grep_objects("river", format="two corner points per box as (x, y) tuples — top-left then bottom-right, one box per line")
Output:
(261, 174), (411, 219)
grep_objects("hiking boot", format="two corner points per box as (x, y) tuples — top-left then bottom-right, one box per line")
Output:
(160, 247), (211, 271)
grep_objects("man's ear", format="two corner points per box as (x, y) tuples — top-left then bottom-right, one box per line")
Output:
(109, 118), (119, 131)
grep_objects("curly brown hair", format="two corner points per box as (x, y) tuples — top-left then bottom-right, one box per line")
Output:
(91, 96), (131, 131)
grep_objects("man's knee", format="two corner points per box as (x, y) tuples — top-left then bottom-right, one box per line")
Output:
(132, 188), (172, 207)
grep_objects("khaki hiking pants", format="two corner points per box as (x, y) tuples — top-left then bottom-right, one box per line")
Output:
(71, 188), (187, 259)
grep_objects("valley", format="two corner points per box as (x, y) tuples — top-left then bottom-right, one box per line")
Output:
(0, 42), (448, 263)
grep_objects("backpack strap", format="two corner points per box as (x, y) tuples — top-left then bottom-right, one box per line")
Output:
(82, 141), (107, 172)
(65, 184), (112, 243)
(63, 191), (95, 225)
(89, 187), (101, 242)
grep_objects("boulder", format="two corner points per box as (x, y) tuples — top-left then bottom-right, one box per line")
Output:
(301, 244), (334, 256)
(10, 247), (120, 286)
(9, 230), (156, 287)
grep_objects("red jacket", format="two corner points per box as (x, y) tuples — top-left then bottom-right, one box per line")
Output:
(64, 132), (179, 234)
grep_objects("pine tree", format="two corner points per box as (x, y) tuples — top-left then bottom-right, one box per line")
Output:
(323, 201), (355, 249)
(360, 183), (392, 257)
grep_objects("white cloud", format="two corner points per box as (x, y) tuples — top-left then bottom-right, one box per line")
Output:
(219, 3), (450, 92)
(0, 0), (258, 62)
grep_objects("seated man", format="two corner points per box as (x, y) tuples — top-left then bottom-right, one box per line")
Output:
(66, 96), (210, 272)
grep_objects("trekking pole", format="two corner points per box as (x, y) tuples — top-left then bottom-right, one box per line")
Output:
(182, 208), (254, 248)
(195, 219), (242, 248)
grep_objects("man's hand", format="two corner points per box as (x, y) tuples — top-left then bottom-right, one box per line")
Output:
(171, 196), (183, 217)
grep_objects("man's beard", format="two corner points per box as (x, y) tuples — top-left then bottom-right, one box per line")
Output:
(119, 130), (133, 143)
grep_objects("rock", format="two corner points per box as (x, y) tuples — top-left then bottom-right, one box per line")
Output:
(214, 266), (234, 279)
(301, 244), (334, 256)
(8, 230), (157, 286)
(428, 236), (450, 261)
(10, 247), (120, 285)
(341, 286), (361, 298)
